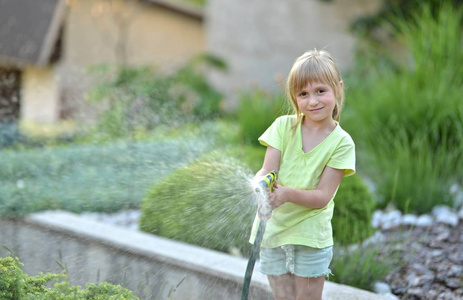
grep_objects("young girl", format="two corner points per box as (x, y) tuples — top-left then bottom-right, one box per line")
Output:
(249, 49), (356, 300)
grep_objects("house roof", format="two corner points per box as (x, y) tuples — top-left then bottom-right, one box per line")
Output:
(0, 0), (66, 67)
(144, 0), (203, 20)
(0, 0), (202, 68)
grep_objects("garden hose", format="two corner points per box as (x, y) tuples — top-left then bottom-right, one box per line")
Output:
(241, 170), (277, 300)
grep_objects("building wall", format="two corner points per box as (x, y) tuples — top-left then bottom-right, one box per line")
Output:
(205, 0), (382, 109)
(63, 0), (204, 67)
(21, 65), (60, 124)
(56, 0), (205, 122)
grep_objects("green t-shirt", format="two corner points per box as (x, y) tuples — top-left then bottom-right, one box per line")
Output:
(249, 115), (356, 248)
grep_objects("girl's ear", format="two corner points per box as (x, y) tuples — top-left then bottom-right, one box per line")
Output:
(339, 81), (344, 88)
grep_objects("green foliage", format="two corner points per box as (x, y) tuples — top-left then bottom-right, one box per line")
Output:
(351, 0), (462, 38)
(139, 146), (265, 256)
(0, 256), (138, 299)
(87, 54), (225, 140)
(0, 122), (21, 148)
(0, 139), (210, 216)
(330, 244), (400, 291)
(344, 3), (463, 213)
(332, 175), (376, 246)
(237, 89), (287, 146)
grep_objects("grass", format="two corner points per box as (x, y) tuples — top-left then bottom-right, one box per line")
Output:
(330, 240), (402, 292)
(0, 138), (211, 216)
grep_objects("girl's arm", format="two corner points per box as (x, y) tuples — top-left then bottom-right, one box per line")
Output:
(269, 166), (344, 209)
(255, 146), (281, 177)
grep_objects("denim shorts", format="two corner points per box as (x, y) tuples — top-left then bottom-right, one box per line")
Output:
(259, 245), (333, 278)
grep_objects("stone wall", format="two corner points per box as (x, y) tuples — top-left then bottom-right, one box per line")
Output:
(0, 211), (389, 299)
(0, 211), (270, 300)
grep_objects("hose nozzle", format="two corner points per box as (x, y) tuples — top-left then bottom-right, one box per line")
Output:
(254, 170), (277, 218)
(254, 170), (277, 195)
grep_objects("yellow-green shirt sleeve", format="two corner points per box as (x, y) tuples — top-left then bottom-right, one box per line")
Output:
(258, 116), (285, 151)
(327, 135), (356, 177)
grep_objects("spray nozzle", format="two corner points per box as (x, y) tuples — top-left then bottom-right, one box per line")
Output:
(254, 170), (277, 195)
(254, 170), (277, 218)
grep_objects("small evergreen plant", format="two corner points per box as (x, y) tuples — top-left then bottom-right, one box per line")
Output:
(0, 256), (138, 299)
(332, 175), (376, 246)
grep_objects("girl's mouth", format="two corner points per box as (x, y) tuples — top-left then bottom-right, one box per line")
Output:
(309, 107), (324, 112)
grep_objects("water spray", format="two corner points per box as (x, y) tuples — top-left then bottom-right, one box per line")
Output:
(241, 170), (277, 300)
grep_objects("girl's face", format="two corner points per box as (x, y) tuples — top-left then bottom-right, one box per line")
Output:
(295, 81), (340, 125)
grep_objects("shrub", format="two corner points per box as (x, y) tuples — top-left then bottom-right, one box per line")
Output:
(0, 256), (138, 299)
(344, 3), (463, 213)
(139, 146), (265, 256)
(333, 175), (376, 246)
(237, 89), (287, 146)
(87, 54), (225, 140)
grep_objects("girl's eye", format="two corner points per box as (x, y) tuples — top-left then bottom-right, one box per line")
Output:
(317, 89), (325, 94)
(299, 92), (307, 97)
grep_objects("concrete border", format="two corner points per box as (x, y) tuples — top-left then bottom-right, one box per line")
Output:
(0, 211), (388, 299)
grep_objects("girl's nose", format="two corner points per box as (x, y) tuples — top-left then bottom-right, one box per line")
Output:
(309, 96), (318, 106)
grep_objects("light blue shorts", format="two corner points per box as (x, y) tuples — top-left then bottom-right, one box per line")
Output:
(259, 245), (333, 278)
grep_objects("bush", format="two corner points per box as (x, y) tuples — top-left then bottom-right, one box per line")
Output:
(87, 54), (225, 140)
(344, 3), (463, 213)
(333, 175), (376, 246)
(0, 256), (138, 299)
(237, 89), (287, 146)
(139, 146), (265, 256)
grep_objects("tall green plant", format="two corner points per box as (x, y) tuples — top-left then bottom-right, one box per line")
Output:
(237, 89), (287, 146)
(330, 243), (400, 291)
(345, 3), (463, 213)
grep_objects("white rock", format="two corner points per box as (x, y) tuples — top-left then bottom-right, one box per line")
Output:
(374, 281), (391, 294)
(432, 205), (452, 216)
(432, 205), (459, 226)
(371, 210), (382, 228)
(416, 215), (433, 227)
(128, 223), (139, 231)
(381, 210), (402, 230)
(362, 231), (385, 248)
(436, 212), (459, 227)
(401, 214), (418, 226)
(383, 292), (400, 300)
(128, 210), (140, 220)
(459, 207), (463, 219)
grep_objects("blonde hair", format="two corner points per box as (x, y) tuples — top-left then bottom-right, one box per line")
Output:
(286, 49), (344, 129)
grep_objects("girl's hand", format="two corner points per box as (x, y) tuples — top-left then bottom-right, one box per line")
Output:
(268, 184), (288, 210)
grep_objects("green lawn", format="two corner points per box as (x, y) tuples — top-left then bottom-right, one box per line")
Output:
(0, 138), (211, 216)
